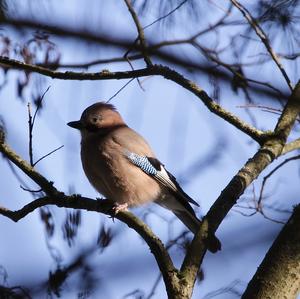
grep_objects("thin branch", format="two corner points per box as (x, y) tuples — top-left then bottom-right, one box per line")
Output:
(230, 0), (293, 91)
(281, 138), (300, 155)
(38, 10), (232, 70)
(143, 0), (188, 30)
(0, 195), (176, 286)
(26, 86), (51, 167)
(146, 274), (162, 299)
(33, 145), (64, 167)
(32, 86), (51, 127)
(258, 154), (300, 205)
(124, 0), (152, 66)
(124, 57), (145, 91)
(192, 42), (284, 97)
(106, 78), (135, 103)
(233, 205), (286, 225)
(279, 51), (300, 60)
(20, 185), (43, 193)
(27, 103), (34, 166)
(203, 280), (243, 299)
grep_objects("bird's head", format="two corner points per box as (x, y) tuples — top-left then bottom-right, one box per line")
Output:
(67, 102), (125, 137)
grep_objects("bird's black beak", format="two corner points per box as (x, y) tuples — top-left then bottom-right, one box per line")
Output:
(67, 120), (84, 130)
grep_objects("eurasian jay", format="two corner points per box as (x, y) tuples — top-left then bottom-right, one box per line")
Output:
(67, 102), (221, 252)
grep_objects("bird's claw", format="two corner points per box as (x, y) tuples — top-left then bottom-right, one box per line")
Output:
(109, 203), (128, 221)
(112, 203), (128, 214)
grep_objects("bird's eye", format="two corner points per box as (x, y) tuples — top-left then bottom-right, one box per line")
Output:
(92, 117), (98, 123)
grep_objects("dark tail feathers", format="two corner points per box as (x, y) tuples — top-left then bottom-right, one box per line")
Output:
(173, 210), (221, 253)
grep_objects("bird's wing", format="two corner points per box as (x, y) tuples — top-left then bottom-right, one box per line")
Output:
(124, 151), (199, 208)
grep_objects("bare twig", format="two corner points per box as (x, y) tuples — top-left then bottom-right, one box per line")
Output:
(193, 42), (284, 96)
(279, 51), (300, 60)
(233, 205), (286, 224)
(33, 145), (64, 167)
(237, 104), (282, 114)
(20, 185), (43, 193)
(32, 86), (51, 127)
(258, 154), (300, 205)
(26, 87), (51, 167)
(230, 0), (293, 91)
(124, 57), (145, 91)
(203, 280), (243, 299)
(124, 0), (152, 66)
(146, 274), (162, 299)
(143, 0), (188, 30)
(106, 78), (135, 103)
(27, 103), (34, 166)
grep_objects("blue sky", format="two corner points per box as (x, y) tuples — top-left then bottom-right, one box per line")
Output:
(0, 1), (299, 298)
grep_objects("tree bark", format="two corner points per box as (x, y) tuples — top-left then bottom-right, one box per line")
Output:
(242, 204), (300, 299)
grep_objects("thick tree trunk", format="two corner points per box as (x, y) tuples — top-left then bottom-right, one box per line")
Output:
(242, 205), (300, 299)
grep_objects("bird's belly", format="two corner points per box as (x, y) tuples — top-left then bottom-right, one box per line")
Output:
(114, 167), (161, 206)
(81, 150), (161, 206)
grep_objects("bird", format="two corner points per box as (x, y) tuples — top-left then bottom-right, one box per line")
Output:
(67, 102), (221, 253)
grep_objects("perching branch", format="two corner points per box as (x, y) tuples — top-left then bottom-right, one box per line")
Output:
(0, 135), (177, 297)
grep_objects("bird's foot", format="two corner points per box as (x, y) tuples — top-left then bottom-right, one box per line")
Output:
(112, 203), (128, 214)
(109, 203), (129, 222)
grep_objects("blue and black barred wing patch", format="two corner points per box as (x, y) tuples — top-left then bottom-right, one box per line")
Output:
(124, 151), (199, 207)
(125, 152), (158, 176)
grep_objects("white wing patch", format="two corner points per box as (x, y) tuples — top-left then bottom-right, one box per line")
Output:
(155, 166), (178, 193)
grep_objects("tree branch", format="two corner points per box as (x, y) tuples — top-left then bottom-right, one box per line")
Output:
(282, 138), (300, 155)
(0, 56), (266, 143)
(242, 204), (300, 299)
(179, 81), (300, 291)
(179, 220), (209, 298)
(0, 194), (177, 293)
